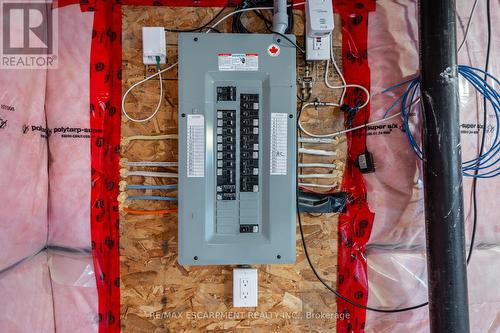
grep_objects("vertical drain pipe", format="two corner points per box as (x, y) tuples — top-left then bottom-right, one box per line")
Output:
(419, 0), (470, 332)
(273, 0), (288, 34)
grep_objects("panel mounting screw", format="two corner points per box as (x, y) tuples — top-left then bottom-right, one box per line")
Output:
(194, 37), (198, 42)
(181, 113), (186, 117)
(289, 114), (293, 118)
(277, 38), (281, 43)
(194, 256), (198, 260)
(277, 254), (281, 259)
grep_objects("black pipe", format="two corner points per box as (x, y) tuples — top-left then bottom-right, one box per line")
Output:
(418, 0), (470, 332)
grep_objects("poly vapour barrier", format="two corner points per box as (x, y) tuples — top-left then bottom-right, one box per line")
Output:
(0, 65), (48, 270)
(0, 253), (55, 333)
(46, 5), (94, 249)
(49, 250), (99, 333)
(363, 0), (500, 332)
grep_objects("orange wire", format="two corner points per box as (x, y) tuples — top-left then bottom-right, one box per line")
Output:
(123, 207), (178, 215)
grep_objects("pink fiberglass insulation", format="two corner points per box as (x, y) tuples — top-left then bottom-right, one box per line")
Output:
(1, 4), (99, 333)
(0, 253), (55, 333)
(49, 250), (99, 333)
(364, 0), (500, 331)
(46, 5), (94, 249)
(0, 66), (48, 269)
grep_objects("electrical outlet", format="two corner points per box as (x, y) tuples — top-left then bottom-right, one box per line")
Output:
(306, 34), (331, 60)
(233, 268), (258, 307)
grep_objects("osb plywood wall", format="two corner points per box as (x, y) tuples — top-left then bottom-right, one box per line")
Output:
(120, 6), (346, 332)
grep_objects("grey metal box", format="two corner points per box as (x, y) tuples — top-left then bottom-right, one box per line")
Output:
(178, 33), (296, 265)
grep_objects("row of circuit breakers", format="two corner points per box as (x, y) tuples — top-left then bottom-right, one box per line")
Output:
(178, 33), (297, 265)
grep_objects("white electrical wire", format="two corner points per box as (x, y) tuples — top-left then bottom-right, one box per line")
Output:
(207, 2), (306, 32)
(299, 163), (336, 168)
(324, 34), (370, 108)
(120, 169), (178, 178)
(126, 161), (178, 167)
(121, 134), (178, 146)
(298, 137), (336, 144)
(299, 147), (337, 156)
(298, 174), (338, 179)
(299, 103), (402, 138)
(121, 62), (178, 123)
(298, 182), (338, 189)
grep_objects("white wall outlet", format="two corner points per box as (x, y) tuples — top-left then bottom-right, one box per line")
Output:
(142, 27), (166, 65)
(233, 268), (258, 307)
(306, 35), (331, 60)
(305, 0), (334, 61)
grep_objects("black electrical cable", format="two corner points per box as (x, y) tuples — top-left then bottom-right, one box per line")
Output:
(296, 0), (492, 312)
(164, 6), (228, 33)
(231, 0), (294, 34)
(469, 0), (491, 264)
(271, 30), (305, 54)
(457, 0), (479, 53)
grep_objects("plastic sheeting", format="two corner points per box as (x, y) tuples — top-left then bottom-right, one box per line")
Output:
(364, 0), (500, 332)
(0, 251), (98, 333)
(0, 65), (48, 270)
(46, 5), (94, 249)
(0, 4), (98, 333)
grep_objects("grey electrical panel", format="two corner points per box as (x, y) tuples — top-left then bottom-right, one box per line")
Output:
(178, 33), (296, 265)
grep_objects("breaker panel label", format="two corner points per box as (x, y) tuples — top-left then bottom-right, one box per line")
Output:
(270, 113), (288, 175)
(218, 53), (258, 71)
(187, 114), (205, 178)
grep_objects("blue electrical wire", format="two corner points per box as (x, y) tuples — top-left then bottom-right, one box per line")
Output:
(127, 184), (177, 190)
(382, 65), (500, 178)
(127, 195), (177, 201)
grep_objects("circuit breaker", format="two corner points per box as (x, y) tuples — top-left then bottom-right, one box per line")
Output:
(178, 33), (296, 265)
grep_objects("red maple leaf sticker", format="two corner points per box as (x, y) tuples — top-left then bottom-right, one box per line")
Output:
(267, 44), (280, 57)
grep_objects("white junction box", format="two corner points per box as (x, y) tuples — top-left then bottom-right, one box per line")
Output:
(233, 268), (258, 307)
(142, 27), (166, 65)
(306, 0), (334, 60)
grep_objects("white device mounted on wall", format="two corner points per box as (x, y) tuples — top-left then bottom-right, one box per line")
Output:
(305, 0), (334, 60)
(142, 27), (167, 65)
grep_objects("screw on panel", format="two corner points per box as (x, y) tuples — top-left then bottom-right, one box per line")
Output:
(194, 37), (198, 42)
(181, 113), (186, 117)
(277, 254), (281, 259)
(194, 256), (198, 260)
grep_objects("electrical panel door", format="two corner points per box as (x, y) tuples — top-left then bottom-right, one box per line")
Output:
(178, 33), (296, 265)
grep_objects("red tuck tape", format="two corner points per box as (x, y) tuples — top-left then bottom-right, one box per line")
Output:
(334, 1), (375, 332)
(88, 0), (122, 331)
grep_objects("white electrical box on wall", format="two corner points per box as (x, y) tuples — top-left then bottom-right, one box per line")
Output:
(233, 268), (258, 307)
(305, 0), (334, 60)
(142, 27), (166, 65)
